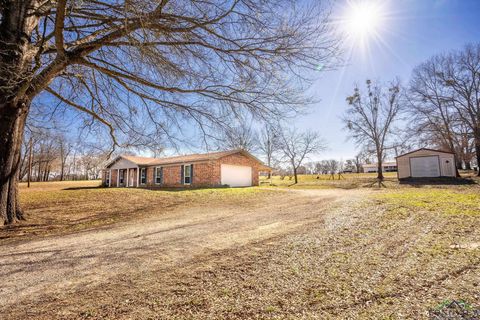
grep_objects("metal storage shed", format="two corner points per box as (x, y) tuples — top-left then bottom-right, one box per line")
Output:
(396, 148), (456, 179)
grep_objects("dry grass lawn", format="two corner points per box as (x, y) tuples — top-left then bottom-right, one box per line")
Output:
(1, 178), (480, 319)
(1, 180), (274, 242)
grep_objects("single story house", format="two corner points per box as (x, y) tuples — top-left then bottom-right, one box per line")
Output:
(362, 161), (398, 173)
(102, 149), (271, 188)
(396, 148), (456, 179)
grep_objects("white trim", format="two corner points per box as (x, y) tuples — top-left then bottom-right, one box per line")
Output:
(117, 169), (120, 187)
(136, 167), (139, 187)
(183, 164), (192, 185)
(154, 166), (162, 185)
(139, 167), (147, 185)
(126, 168), (130, 187)
(108, 169), (112, 187)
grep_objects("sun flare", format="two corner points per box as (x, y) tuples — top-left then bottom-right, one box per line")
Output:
(344, 1), (383, 39)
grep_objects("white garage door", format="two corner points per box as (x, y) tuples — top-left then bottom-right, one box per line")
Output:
(410, 156), (440, 177)
(221, 164), (252, 187)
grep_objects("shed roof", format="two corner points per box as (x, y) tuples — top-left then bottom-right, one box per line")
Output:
(395, 148), (455, 159)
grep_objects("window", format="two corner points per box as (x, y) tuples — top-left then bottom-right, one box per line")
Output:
(184, 164), (191, 184)
(140, 168), (146, 185)
(105, 170), (110, 185)
(155, 167), (163, 184)
(119, 170), (124, 184)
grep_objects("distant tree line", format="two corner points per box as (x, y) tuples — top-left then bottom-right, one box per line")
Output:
(20, 129), (108, 183)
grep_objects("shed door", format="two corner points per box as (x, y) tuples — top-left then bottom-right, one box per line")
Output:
(410, 156), (440, 177)
(441, 158), (455, 177)
(221, 164), (252, 187)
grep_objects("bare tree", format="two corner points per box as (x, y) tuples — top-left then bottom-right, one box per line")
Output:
(324, 159), (339, 179)
(431, 44), (480, 175)
(257, 124), (279, 178)
(316, 160), (330, 175)
(278, 128), (326, 184)
(353, 152), (365, 173)
(343, 79), (403, 180)
(57, 134), (71, 181)
(0, 0), (339, 224)
(304, 162), (317, 175)
(216, 123), (257, 152)
(343, 159), (356, 172)
(407, 54), (462, 175)
(406, 44), (480, 174)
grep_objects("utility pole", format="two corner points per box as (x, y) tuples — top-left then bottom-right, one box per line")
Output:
(27, 137), (33, 188)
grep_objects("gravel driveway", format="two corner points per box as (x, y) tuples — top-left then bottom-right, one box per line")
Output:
(0, 188), (362, 313)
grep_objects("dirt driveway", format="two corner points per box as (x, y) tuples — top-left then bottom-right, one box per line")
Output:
(0, 188), (363, 315)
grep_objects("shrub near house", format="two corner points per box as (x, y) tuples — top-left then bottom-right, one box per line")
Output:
(102, 150), (271, 188)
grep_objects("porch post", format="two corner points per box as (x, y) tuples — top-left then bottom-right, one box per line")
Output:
(127, 168), (130, 187)
(136, 167), (139, 187)
(117, 169), (120, 187)
(108, 169), (112, 187)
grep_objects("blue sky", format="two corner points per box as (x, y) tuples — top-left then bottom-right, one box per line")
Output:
(36, 0), (480, 161)
(303, 0), (480, 161)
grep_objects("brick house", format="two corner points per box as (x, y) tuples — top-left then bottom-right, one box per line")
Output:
(102, 150), (271, 188)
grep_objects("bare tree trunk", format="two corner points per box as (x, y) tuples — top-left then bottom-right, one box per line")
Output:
(453, 156), (461, 178)
(465, 161), (471, 171)
(475, 132), (480, 177)
(18, 141), (28, 180)
(45, 164), (50, 181)
(43, 165), (48, 181)
(267, 157), (272, 179)
(37, 161), (41, 182)
(27, 137), (32, 188)
(376, 148), (384, 181)
(60, 157), (65, 181)
(0, 100), (29, 224)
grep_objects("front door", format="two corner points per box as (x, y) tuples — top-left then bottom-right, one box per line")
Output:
(130, 168), (136, 187)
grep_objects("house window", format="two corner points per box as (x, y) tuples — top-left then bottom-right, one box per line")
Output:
(155, 167), (163, 184)
(119, 170), (124, 184)
(140, 168), (146, 185)
(105, 170), (110, 185)
(184, 164), (191, 184)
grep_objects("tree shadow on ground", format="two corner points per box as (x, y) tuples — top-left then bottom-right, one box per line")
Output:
(365, 180), (388, 188)
(63, 186), (103, 190)
(399, 177), (477, 187)
(62, 186), (238, 192)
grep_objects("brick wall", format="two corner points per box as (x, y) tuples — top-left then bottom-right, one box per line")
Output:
(191, 161), (219, 186)
(104, 152), (264, 188)
(146, 167), (154, 185)
(163, 165), (182, 186)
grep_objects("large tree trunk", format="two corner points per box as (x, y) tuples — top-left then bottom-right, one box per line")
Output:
(376, 150), (384, 181)
(0, 100), (30, 224)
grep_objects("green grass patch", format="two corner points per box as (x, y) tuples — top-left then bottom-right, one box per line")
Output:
(375, 189), (480, 215)
(261, 173), (399, 189)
